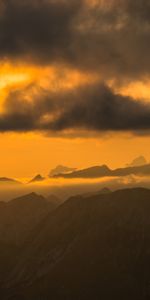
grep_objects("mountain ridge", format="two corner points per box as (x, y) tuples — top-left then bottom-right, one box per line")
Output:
(28, 174), (45, 184)
(3, 187), (150, 300)
(53, 163), (150, 179)
(0, 177), (22, 184)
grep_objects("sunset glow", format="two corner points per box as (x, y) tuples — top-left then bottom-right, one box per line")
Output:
(1, 2), (150, 299)
(0, 0), (149, 179)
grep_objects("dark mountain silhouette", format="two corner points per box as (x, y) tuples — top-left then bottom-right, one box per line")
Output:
(28, 174), (45, 184)
(0, 192), (59, 285)
(2, 188), (150, 299)
(46, 194), (62, 207)
(54, 163), (150, 178)
(82, 187), (111, 198)
(49, 165), (76, 177)
(0, 192), (55, 245)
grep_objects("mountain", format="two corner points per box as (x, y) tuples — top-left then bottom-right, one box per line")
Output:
(49, 165), (76, 177)
(54, 163), (150, 179)
(54, 165), (111, 178)
(0, 192), (56, 245)
(0, 192), (59, 286)
(3, 188), (150, 300)
(112, 163), (150, 176)
(46, 194), (62, 207)
(127, 156), (147, 167)
(0, 177), (22, 185)
(28, 174), (45, 184)
(82, 187), (111, 198)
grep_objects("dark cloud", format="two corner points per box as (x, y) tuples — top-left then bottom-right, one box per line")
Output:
(0, 0), (150, 80)
(1, 0), (150, 137)
(0, 0), (82, 63)
(48, 85), (150, 132)
(1, 83), (150, 135)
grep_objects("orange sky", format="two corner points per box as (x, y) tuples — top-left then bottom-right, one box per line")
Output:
(0, 60), (150, 178)
(0, 0), (150, 178)
(0, 132), (150, 178)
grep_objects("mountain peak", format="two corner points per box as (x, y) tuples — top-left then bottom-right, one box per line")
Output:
(0, 177), (21, 184)
(54, 164), (111, 178)
(29, 174), (45, 184)
(9, 192), (47, 208)
(99, 164), (110, 170)
(127, 156), (147, 167)
(49, 165), (76, 177)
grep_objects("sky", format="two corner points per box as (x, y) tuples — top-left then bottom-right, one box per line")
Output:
(0, 0), (150, 178)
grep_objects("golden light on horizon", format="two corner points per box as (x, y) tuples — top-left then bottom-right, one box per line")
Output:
(0, 131), (150, 178)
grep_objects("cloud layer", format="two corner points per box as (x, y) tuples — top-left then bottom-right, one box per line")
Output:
(0, 83), (150, 135)
(0, 0), (150, 80)
(0, 0), (150, 135)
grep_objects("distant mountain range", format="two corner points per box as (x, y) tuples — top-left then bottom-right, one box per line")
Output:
(0, 157), (149, 184)
(28, 174), (45, 184)
(49, 165), (77, 177)
(0, 177), (22, 184)
(1, 188), (150, 299)
(54, 163), (150, 179)
(127, 155), (147, 167)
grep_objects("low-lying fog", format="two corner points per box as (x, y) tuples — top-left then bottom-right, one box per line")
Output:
(1, 175), (150, 202)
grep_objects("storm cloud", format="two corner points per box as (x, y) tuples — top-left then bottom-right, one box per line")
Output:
(0, 0), (150, 80)
(0, 83), (150, 134)
(0, 0), (81, 63)
(1, 0), (150, 136)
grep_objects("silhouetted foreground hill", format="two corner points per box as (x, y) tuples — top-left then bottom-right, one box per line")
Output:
(54, 163), (150, 178)
(0, 192), (58, 245)
(0, 192), (60, 285)
(2, 188), (150, 299)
